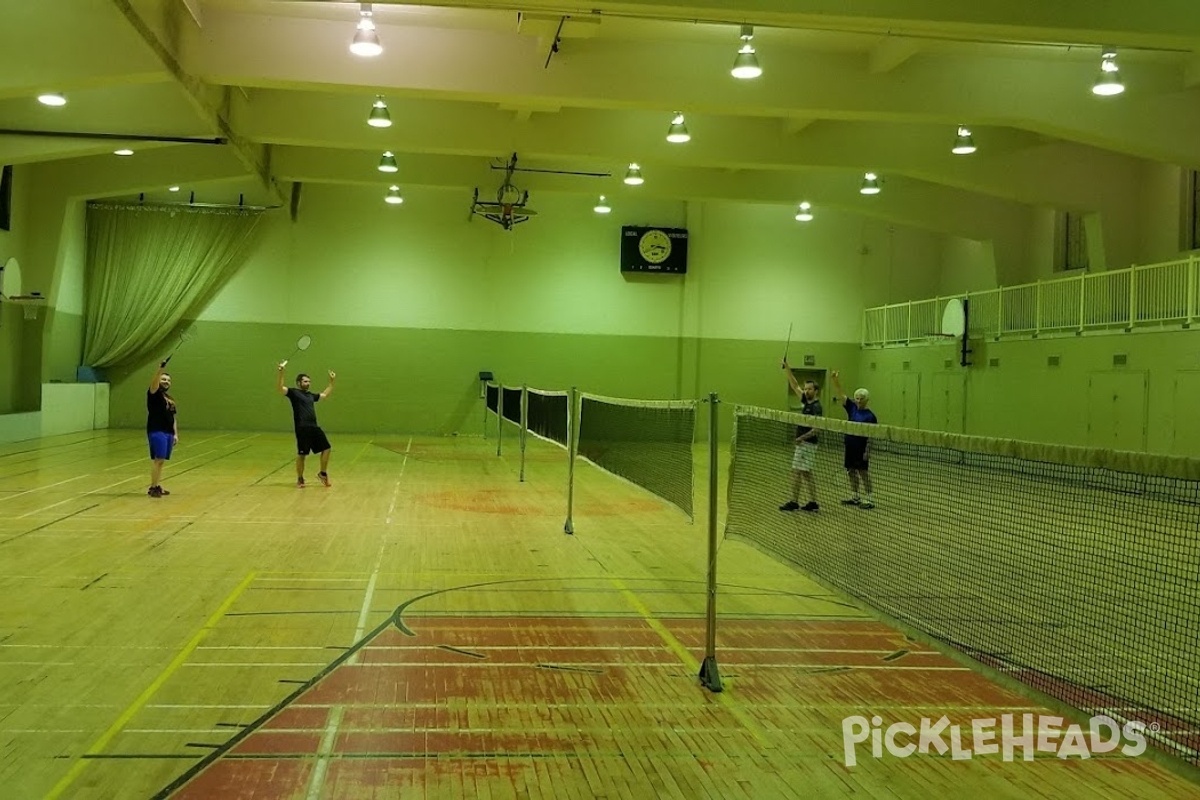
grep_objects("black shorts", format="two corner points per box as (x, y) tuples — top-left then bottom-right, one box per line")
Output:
(844, 448), (869, 472)
(295, 426), (331, 456)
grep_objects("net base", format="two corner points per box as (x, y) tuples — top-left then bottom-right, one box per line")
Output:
(698, 656), (723, 693)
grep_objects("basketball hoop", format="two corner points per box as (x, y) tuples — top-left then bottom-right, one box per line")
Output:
(7, 294), (47, 321)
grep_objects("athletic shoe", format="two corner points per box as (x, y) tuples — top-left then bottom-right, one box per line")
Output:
(778, 501), (800, 511)
(297, 477), (306, 488)
(318, 472), (331, 487)
(841, 498), (861, 506)
(148, 486), (161, 498)
(801, 501), (819, 512)
(158, 486), (170, 496)
(859, 501), (875, 510)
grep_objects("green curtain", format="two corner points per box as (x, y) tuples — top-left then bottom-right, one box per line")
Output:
(82, 203), (265, 368)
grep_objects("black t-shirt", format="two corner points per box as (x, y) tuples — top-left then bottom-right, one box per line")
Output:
(146, 388), (176, 434)
(795, 397), (823, 444)
(286, 387), (321, 429)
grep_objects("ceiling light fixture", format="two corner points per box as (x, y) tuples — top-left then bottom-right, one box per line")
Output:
(665, 112), (691, 143)
(37, 92), (67, 107)
(951, 125), (977, 155)
(795, 201), (813, 222)
(623, 163), (644, 185)
(1092, 46), (1125, 96)
(168, 185), (180, 192)
(367, 96), (392, 128)
(731, 25), (763, 79)
(378, 151), (399, 172)
(114, 148), (134, 157)
(594, 195), (612, 213)
(385, 185), (404, 204)
(350, 3), (383, 57)
(860, 172), (881, 195)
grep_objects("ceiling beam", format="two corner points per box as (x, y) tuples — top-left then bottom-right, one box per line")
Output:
(27, 144), (252, 201)
(270, 145), (1032, 243)
(187, 11), (1200, 166)
(868, 37), (921, 74)
(358, 0), (1200, 50)
(232, 92), (1138, 211)
(110, 0), (281, 202)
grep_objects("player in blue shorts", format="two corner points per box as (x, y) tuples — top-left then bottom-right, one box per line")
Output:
(831, 370), (877, 509)
(146, 359), (178, 498)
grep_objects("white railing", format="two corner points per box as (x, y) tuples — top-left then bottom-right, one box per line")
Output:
(862, 254), (1200, 346)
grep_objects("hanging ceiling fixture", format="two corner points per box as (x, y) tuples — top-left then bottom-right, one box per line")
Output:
(731, 25), (763, 79)
(350, 3), (383, 57)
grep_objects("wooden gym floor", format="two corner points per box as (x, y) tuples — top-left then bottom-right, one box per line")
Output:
(0, 427), (1196, 799)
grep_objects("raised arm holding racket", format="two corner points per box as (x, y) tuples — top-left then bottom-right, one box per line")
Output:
(276, 335), (335, 489)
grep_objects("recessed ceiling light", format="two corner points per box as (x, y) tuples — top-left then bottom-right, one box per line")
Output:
(168, 186), (180, 192)
(114, 149), (134, 157)
(37, 93), (67, 107)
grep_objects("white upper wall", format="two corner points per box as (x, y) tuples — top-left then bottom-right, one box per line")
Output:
(198, 183), (944, 342)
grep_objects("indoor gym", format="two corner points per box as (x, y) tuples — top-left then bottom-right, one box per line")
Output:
(2, 2), (1200, 799)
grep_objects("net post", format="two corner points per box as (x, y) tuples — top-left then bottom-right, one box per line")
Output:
(564, 386), (577, 535)
(519, 384), (528, 483)
(483, 384), (488, 439)
(699, 391), (723, 693)
(497, 383), (504, 457)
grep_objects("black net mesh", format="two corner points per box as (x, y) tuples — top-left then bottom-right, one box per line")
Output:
(485, 383), (499, 414)
(502, 387), (523, 427)
(526, 390), (569, 449)
(577, 394), (696, 519)
(723, 405), (1200, 765)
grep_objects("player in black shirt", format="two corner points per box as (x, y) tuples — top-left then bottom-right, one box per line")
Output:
(146, 359), (178, 498)
(779, 360), (822, 512)
(277, 362), (336, 488)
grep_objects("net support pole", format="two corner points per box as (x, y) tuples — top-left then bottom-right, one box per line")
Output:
(564, 386), (577, 535)
(699, 391), (723, 692)
(483, 385), (489, 439)
(497, 383), (503, 457)
(519, 384), (527, 483)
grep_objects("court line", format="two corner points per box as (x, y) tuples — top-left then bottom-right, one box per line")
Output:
(384, 437), (411, 524)
(173, 662), (968, 670)
(15, 435), (251, 517)
(0, 505), (99, 547)
(350, 545), (387, 665)
(608, 576), (770, 746)
(303, 463), (394, 799)
(42, 571), (257, 800)
(0, 431), (105, 461)
(304, 707), (345, 800)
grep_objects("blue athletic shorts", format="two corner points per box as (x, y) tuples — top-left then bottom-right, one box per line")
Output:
(148, 431), (174, 460)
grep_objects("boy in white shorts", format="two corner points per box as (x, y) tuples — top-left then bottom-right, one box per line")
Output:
(779, 361), (822, 512)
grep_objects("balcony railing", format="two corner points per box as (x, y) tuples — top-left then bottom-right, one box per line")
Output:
(862, 255), (1199, 346)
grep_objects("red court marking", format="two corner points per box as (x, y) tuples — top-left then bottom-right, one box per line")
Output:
(172, 760), (311, 799)
(162, 616), (1174, 798)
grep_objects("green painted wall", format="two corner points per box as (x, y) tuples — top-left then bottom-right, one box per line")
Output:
(104, 184), (936, 436)
(0, 165), (40, 413)
(105, 320), (858, 440)
(859, 328), (1200, 455)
